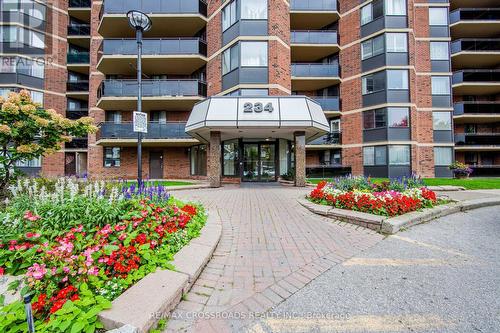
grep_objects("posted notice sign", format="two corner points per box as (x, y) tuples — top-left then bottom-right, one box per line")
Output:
(133, 111), (148, 133)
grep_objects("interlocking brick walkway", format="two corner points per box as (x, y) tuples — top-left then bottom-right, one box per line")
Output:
(165, 183), (384, 333)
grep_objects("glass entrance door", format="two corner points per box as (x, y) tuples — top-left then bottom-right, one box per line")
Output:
(242, 142), (276, 182)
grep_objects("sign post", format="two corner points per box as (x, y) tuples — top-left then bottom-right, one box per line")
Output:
(133, 111), (147, 185)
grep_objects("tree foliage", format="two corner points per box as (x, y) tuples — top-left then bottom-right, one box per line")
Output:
(0, 90), (97, 194)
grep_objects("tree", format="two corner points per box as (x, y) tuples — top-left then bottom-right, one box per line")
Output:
(0, 90), (97, 194)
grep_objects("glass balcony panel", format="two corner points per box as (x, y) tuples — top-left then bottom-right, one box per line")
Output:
(291, 31), (338, 44)
(290, 0), (338, 11)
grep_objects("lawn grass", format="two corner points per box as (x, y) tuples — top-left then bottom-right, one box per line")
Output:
(124, 180), (195, 187)
(307, 177), (500, 190)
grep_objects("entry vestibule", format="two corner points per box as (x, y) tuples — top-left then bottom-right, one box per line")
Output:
(185, 96), (330, 187)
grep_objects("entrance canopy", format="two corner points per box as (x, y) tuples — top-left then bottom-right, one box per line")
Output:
(185, 96), (330, 142)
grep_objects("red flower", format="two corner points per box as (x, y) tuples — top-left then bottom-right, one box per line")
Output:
(0, 267), (4, 276)
(181, 205), (197, 216)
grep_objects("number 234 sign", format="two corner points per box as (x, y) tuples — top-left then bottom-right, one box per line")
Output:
(243, 102), (274, 113)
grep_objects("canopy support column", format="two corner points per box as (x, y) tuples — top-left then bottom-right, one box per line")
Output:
(208, 131), (221, 188)
(294, 131), (306, 187)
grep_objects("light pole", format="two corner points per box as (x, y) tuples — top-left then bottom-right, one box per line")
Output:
(127, 10), (152, 185)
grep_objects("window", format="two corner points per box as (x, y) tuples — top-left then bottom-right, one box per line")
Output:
(241, 0), (267, 20)
(362, 72), (385, 95)
(190, 145), (207, 176)
(433, 112), (452, 130)
(430, 42), (449, 60)
(385, 0), (406, 16)
(386, 33), (407, 53)
(229, 88), (269, 96)
(363, 146), (387, 166)
(30, 90), (43, 104)
(223, 140), (238, 176)
(389, 145), (410, 165)
(222, 1), (237, 31)
(104, 147), (120, 167)
(388, 108), (409, 127)
(360, 4), (372, 25)
(434, 147), (453, 166)
(241, 42), (267, 67)
(387, 70), (408, 90)
(0, 57), (16, 72)
(16, 157), (41, 168)
(2, 26), (17, 42)
(222, 44), (239, 75)
(431, 76), (451, 95)
(361, 35), (384, 60)
(363, 109), (386, 129)
(105, 111), (122, 123)
(429, 7), (448, 26)
(332, 151), (341, 165)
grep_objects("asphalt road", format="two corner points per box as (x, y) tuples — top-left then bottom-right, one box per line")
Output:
(244, 206), (500, 333)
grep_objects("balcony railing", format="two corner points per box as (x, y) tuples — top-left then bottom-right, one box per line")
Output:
(450, 8), (500, 24)
(69, 0), (91, 8)
(66, 138), (88, 149)
(313, 96), (339, 111)
(290, 0), (338, 11)
(453, 70), (500, 84)
(0, 73), (43, 89)
(455, 133), (500, 146)
(451, 39), (500, 54)
(291, 63), (340, 77)
(67, 52), (90, 64)
(291, 30), (338, 44)
(66, 109), (89, 120)
(308, 132), (341, 145)
(454, 102), (500, 116)
(101, 38), (207, 57)
(102, 0), (207, 16)
(68, 24), (91, 36)
(98, 79), (207, 98)
(98, 121), (191, 140)
(67, 81), (89, 92)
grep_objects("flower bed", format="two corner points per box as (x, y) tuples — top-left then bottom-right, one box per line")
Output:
(0, 178), (206, 333)
(308, 176), (439, 217)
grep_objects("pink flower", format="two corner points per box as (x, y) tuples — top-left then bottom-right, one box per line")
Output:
(25, 232), (41, 239)
(118, 233), (127, 241)
(0, 267), (4, 276)
(23, 211), (41, 222)
(114, 224), (126, 232)
(27, 263), (47, 280)
(88, 267), (99, 276)
(62, 276), (68, 282)
(63, 267), (70, 273)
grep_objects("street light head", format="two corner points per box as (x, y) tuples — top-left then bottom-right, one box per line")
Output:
(127, 10), (152, 32)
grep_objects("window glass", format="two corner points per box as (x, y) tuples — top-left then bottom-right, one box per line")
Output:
(239, 89), (268, 96)
(386, 33), (407, 52)
(190, 145), (207, 176)
(104, 147), (120, 167)
(30, 90), (43, 104)
(362, 72), (385, 94)
(433, 112), (452, 130)
(363, 111), (375, 129)
(431, 76), (451, 95)
(361, 35), (384, 60)
(373, 35), (384, 55)
(2, 26), (17, 42)
(16, 157), (41, 168)
(385, 0), (406, 15)
(241, 42), (267, 67)
(30, 31), (45, 48)
(0, 57), (16, 72)
(363, 147), (375, 166)
(31, 60), (44, 78)
(429, 7), (448, 25)
(387, 70), (408, 89)
(360, 4), (372, 25)
(388, 108), (409, 127)
(375, 146), (387, 165)
(222, 44), (239, 75)
(223, 140), (238, 176)
(363, 109), (386, 129)
(430, 42), (449, 60)
(434, 147), (453, 166)
(241, 0), (267, 19)
(389, 145), (410, 165)
(222, 1), (237, 31)
(3, 0), (18, 11)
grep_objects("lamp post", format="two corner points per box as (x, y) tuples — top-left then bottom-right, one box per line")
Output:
(127, 10), (152, 185)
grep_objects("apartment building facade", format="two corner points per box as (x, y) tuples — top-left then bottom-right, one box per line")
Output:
(1, 0), (498, 182)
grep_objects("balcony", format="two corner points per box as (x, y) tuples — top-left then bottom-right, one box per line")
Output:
(97, 79), (207, 111)
(306, 132), (341, 148)
(68, 0), (91, 22)
(65, 138), (88, 150)
(0, 72), (44, 90)
(67, 81), (89, 100)
(452, 70), (500, 95)
(291, 31), (339, 62)
(450, 8), (500, 38)
(290, 0), (339, 30)
(97, 38), (207, 75)
(96, 121), (198, 147)
(67, 24), (91, 48)
(451, 39), (500, 69)
(453, 102), (500, 123)
(99, 0), (207, 38)
(455, 133), (500, 149)
(66, 109), (89, 120)
(291, 63), (340, 90)
(312, 96), (340, 113)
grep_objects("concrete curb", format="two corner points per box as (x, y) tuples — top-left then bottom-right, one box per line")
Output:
(427, 185), (465, 191)
(299, 196), (500, 234)
(164, 183), (212, 191)
(100, 209), (222, 333)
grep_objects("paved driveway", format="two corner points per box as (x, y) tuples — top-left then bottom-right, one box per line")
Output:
(165, 183), (384, 332)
